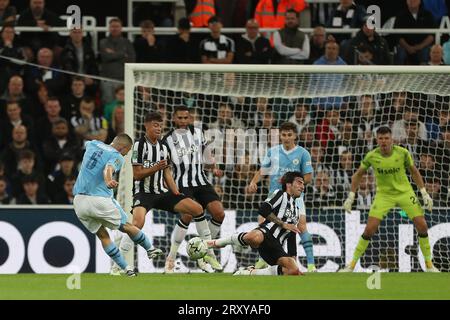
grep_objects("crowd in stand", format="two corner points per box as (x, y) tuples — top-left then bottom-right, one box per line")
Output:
(0, 0), (450, 208)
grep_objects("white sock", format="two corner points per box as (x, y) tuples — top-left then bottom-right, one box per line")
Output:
(119, 233), (134, 255)
(208, 219), (222, 239)
(194, 214), (212, 240)
(168, 220), (189, 260)
(211, 232), (247, 248)
(251, 265), (280, 276)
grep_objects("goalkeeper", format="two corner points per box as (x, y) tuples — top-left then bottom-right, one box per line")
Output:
(342, 126), (439, 272)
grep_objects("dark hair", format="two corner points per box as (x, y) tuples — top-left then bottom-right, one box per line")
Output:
(19, 150), (35, 161)
(6, 101), (20, 108)
(47, 96), (60, 103)
(280, 122), (298, 134)
(109, 18), (123, 25)
(208, 16), (221, 24)
(281, 171), (303, 191)
(22, 174), (38, 184)
(52, 117), (68, 127)
(178, 17), (191, 30)
(358, 44), (374, 55)
(64, 175), (77, 183)
(145, 112), (163, 123)
(72, 76), (84, 83)
(285, 8), (299, 17)
(376, 126), (392, 135)
(80, 97), (95, 105)
(115, 85), (125, 93)
(173, 105), (189, 114)
(140, 20), (154, 29)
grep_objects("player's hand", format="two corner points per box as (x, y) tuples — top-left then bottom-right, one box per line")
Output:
(420, 188), (433, 212)
(282, 223), (300, 233)
(155, 159), (169, 171)
(106, 179), (119, 188)
(247, 182), (258, 194)
(343, 192), (355, 213)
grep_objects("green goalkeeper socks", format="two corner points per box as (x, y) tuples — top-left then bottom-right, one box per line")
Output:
(351, 236), (370, 268)
(419, 235), (433, 267)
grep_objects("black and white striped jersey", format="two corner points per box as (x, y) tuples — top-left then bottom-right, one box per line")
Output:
(162, 125), (210, 188)
(260, 189), (301, 245)
(131, 135), (170, 194)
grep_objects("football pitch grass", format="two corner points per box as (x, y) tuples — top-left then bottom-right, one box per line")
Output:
(0, 273), (449, 300)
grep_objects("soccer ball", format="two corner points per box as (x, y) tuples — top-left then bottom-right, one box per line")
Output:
(186, 237), (208, 260)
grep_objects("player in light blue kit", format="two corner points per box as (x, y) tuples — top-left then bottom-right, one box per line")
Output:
(248, 122), (316, 272)
(73, 134), (163, 277)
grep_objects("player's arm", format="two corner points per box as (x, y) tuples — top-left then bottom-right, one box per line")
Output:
(132, 160), (169, 180)
(103, 164), (118, 188)
(287, 232), (297, 258)
(247, 168), (262, 193)
(343, 166), (367, 213)
(259, 191), (300, 233)
(163, 166), (181, 195)
(409, 164), (433, 211)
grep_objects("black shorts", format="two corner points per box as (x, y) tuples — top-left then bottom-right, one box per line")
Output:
(256, 227), (290, 266)
(180, 184), (220, 208)
(132, 192), (188, 213)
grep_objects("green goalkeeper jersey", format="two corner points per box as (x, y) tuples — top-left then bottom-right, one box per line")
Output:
(360, 145), (414, 194)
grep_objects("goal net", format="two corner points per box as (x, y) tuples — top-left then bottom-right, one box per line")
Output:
(123, 64), (450, 273)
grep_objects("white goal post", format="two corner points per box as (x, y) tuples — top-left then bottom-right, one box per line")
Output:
(122, 64), (450, 273)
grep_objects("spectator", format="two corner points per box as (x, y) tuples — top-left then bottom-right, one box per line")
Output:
(422, 0), (448, 23)
(0, 101), (35, 146)
(329, 118), (367, 166)
(442, 36), (450, 65)
(71, 97), (108, 144)
(309, 141), (332, 179)
(200, 16), (235, 64)
(53, 175), (76, 204)
(394, 0), (435, 65)
(16, 174), (50, 204)
(254, 0), (307, 29)
(0, 175), (13, 204)
(356, 44), (375, 65)
(0, 75), (34, 119)
(61, 76), (86, 120)
(327, 0), (366, 44)
(355, 95), (379, 148)
(273, 9), (310, 64)
(435, 124), (450, 173)
(60, 28), (99, 96)
(103, 85), (124, 125)
(209, 104), (245, 130)
(425, 177), (449, 207)
(316, 107), (342, 148)
(25, 47), (67, 97)
(108, 105), (125, 140)
(0, 125), (39, 178)
(261, 109), (276, 130)
(134, 20), (160, 63)
(166, 17), (198, 63)
(35, 96), (63, 149)
(99, 18), (135, 104)
(345, 16), (392, 65)
(298, 124), (315, 149)
(308, 25), (327, 63)
(17, 0), (64, 55)
(314, 40), (346, 65)
(333, 150), (354, 192)
(425, 44), (444, 65)
(376, 91), (407, 126)
(418, 152), (440, 183)
(47, 153), (78, 200)
(427, 107), (450, 140)
(42, 118), (80, 174)
(307, 170), (341, 207)
(288, 103), (311, 135)
(0, 0), (16, 26)
(235, 19), (272, 64)
(356, 173), (375, 208)
(0, 25), (25, 93)
(10, 149), (45, 197)
(392, 104), (427, 143)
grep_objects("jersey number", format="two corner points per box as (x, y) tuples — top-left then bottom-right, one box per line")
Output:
(410, 196), (416, 205)
(87, 150), (103, 169)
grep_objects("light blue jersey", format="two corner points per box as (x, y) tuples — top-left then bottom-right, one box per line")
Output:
(74, 140), (124, 197)
(261, 145), (313, 194)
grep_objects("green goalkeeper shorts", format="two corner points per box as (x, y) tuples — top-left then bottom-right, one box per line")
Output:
(368, 191), (424, 220)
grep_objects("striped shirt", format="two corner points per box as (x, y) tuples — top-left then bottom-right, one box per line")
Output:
(260, 189), (301, 245)
(200, 34), (235, 60)
(131, 136), (170, 194)
(163, 125), (209, 188)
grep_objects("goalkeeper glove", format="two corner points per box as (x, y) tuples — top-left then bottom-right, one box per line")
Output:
(420, 188), (433, 212)
(343, 192), (355, 213)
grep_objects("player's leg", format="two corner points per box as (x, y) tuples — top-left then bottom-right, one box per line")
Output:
(96, 226), (136, 277)
(206, 200), (225, 239)
(118, 206), (148, 258)
(207, 229), (264, 249)
(173, 197), (212, 240)
(297, 196), (316, 272)
(165, 213), (191, 273)
(399, 192), (439, 272)
(341, 193), (392, 272)
(119, 222), (164, 260)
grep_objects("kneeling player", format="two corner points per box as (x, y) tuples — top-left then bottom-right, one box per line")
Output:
(73, 134), (161, 277)
(117, 112), (216, 269)
(206, 171), (305, 276)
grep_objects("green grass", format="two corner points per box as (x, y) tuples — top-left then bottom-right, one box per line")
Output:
(0, 273), (449, 300)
